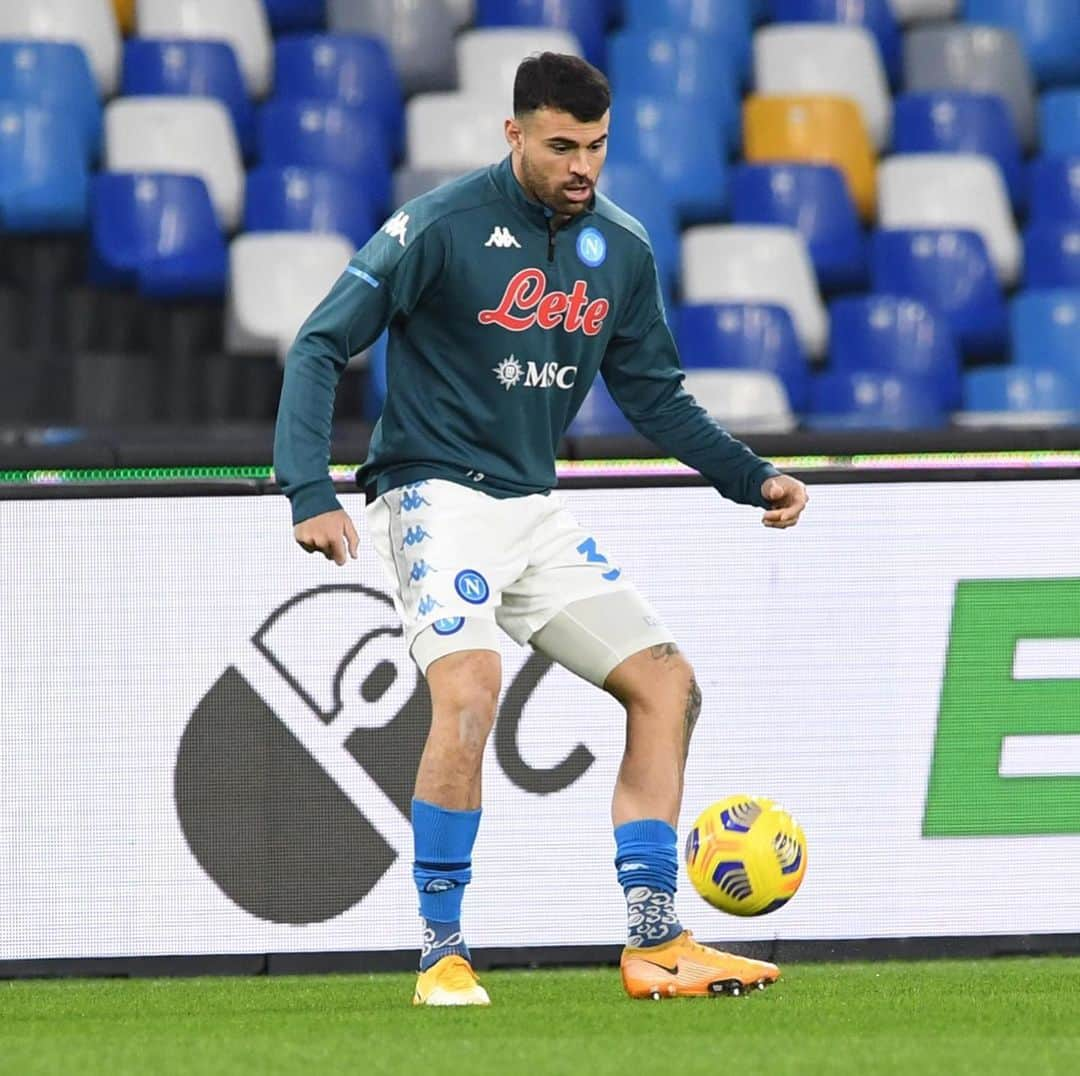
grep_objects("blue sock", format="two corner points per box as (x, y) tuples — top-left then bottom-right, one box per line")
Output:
(614, 819), (685, 948)
(412, 797), (482, 971)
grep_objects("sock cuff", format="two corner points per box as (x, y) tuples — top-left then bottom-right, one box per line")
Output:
(412, 798), (482, 863)
(614, 818), (677, 851)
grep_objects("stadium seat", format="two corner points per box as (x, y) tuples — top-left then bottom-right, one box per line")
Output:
(681, 225), (829, 356)
(829, 295), (962, 407)
(112, 0), (136, 35)
(1024, 221), (1080, 286)
(226, 232), (356, 360)
(1011, 289), (1080, 378)
(676, 303), (811, 410)
(362, 328), (391, 416)
(0, 0), (120, 95)
(0, 42), (101, 164)
(597, 163), (680, 297)
(753, 24), (892, 149)
(274, 34), (403, 158)
(457, 27), (581, 102)
(258, 100), (391, 213)
(607, 30), (741, 153)
(964, 0), (1080, 88)
(326, 0), (456, 94)
(445, 0), (477, 29)
(392, 166), (469, 205)
(904, 25), (1038, 150)
(405, 93), (510, 171)
(1041, 90), (1080, 157)
(893, 92), (1024, 209)
(606, 96), (728, 224)
(768, 0), (902, 87)
(105, 97), (245, 231)
(473, 0), (607, 68)
(807, 370), (946, 428)
(265, 0), (329, 32)
(681, 369), (796, 432)
(731, 163), (866, 291)
(1028, 157), (1080, 221)
(245, 166), (377, 247)
(0, 102), (88, 231)
(136, 0), (273, 99)
(959, 364), (1080, 426)
(622, 0), (752, 85)
(871, 228), (1008, 356)
(878, 154), (1021, 285)
(565, 378), (634, 437)
(743, 95), (878, 220)
(89, 173), (227, 298)
(890, 0), (958, 20)
(121, 40), (255, 158)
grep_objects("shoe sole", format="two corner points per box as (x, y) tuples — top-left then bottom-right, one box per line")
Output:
(624, 975), (778, 1001)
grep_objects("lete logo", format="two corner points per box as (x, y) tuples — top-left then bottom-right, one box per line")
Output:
(478, 268), (610, 336)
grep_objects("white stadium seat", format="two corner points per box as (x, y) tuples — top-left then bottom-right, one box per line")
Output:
(878, 153), (1022, 286)
(406, 93), (510, 170)
(0, 0), (119, 95)
(456, 28), (582, 100)
(681, 225), (829, 357)
(226, 233), (357, 361)
(888, 0), (958, 22)
(682, 370), (796, 433)
(753, 24), (892, 150)
(105, 97), (245, 231)
(136, 0), (273, 98)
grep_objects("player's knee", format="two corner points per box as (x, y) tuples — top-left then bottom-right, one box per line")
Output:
(605, 645), (697, 712)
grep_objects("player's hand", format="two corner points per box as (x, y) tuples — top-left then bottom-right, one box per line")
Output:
(293, 509), (359, 566)
(760, 475), (808, 530)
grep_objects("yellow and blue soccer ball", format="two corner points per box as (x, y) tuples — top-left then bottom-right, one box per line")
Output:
(684, 794), (807, 916)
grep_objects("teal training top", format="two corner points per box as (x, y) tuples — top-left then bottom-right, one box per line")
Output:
(274, 155), (779, 525)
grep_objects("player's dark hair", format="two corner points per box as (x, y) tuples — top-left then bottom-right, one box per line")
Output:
(513, 52), (611, 122)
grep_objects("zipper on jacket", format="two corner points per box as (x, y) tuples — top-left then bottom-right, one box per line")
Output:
(547, 223), (556, 263)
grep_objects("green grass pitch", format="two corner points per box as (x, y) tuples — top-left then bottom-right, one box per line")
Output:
(3, 959), (1079, 1075)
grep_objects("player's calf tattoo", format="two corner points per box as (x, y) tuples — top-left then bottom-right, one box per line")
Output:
(684, 678), (702, 757)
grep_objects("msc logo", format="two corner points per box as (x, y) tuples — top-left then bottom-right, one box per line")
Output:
(492, 354), (578, 391)
(478, 268), (610, 336)
(175, 585), (597, 924)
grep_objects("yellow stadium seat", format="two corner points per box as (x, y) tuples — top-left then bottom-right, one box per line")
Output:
(112, 0), (135, 35)
(743, 95), (878, 221)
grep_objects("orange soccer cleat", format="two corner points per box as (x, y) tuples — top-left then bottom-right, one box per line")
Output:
(620, 931), (780, 1000)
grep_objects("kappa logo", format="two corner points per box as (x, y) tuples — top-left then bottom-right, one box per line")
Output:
(484, 225), (521, 249)
(382, 210), (409, 247)
(175, 585), (597, 924)
(478, 268), (610, 336)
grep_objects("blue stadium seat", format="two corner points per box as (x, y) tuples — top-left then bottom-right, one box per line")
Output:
(871, 229), (1008, 357)
(829, 295), (962, 408)
(597, 162), (680, 298)
(0, 102), (87, 231)
(89, 173), (227, 298)
(566, 378), (634, 437)
(963, 364), (1080, 421)
(623, 0), (752, 85)
(963, 0), (1080, 87)
(363, 329), (390, 419)
(731, 163), (866, 292)
(607, 30), (741, 152)
(264, 0), (327, 32)
(1011, 289), (1080, 377)
(0, 42), (100, 164)
(244, 165), (377, 247)
(257, 99), (391, 213)
(1024, 220), (1080, 286)
(893, 92), (1025, 209)
(675, 303), (811, 410)
(474, 0), (608, 68)
(1041, 89), (1080, 156)
(807, 370), (947, 428)
(274, 34), (403, 159)
(121, 40), (255, 158)
(768, 0), (902, 86)
(1028, 156), (1080, 221)
(607, 96), (728, 223)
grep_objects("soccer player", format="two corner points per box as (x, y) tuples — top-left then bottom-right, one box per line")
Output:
(274, 52), (808, 1006)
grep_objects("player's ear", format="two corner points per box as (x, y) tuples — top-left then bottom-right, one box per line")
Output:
(505, 115), (525, 153)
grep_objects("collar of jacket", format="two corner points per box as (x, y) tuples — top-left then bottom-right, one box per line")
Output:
(490, 154), (595, 232)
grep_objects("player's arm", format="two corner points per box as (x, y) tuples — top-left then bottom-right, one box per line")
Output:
(273, 214), (447, 561)
(600, 249), (807, 526)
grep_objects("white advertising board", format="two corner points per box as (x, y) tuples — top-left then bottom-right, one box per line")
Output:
(2, 481), (1080, 962)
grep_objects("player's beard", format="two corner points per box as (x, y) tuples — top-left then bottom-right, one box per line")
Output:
(520, 151), (594, 217)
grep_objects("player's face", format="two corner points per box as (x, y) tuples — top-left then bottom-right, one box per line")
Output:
(506, 108), (609, 218)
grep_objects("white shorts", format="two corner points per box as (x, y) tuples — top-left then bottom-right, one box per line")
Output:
(365, 479), (668, 673)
